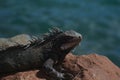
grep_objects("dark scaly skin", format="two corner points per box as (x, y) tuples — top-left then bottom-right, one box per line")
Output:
(0, 27), (82, 79)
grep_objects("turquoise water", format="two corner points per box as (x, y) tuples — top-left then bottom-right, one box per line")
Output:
(0, 0), (120, 66)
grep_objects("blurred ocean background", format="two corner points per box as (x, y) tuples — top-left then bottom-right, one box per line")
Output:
(0, 0), (120, 66)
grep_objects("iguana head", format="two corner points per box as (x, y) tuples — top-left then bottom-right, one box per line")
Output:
(32, 27), (82, 58)
(51, 29), (82, 53)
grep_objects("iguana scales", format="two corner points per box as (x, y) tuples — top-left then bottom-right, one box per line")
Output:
(0, 27), (82, 80)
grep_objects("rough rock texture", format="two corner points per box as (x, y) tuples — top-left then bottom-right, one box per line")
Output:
(63, 53), (120, 80)
(1, 53), (120, 80)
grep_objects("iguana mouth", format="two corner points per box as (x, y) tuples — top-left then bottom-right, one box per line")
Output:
(60, 38), (81, 50)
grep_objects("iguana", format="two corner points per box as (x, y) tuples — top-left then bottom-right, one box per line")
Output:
(0, 27), (82, 80)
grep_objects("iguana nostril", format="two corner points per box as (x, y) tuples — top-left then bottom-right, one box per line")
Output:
(79, 36), (82, 39)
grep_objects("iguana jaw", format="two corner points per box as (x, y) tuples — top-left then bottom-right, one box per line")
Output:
(60, 30), (82, 51)
(60, 37), (81, 50)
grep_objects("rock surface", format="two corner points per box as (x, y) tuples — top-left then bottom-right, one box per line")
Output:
(1, 53), (120, 80)
(63, 53), (120, 80)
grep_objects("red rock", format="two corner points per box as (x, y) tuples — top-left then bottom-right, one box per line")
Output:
(63, 53), (120, 80)
(1, 53), (120, 80)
